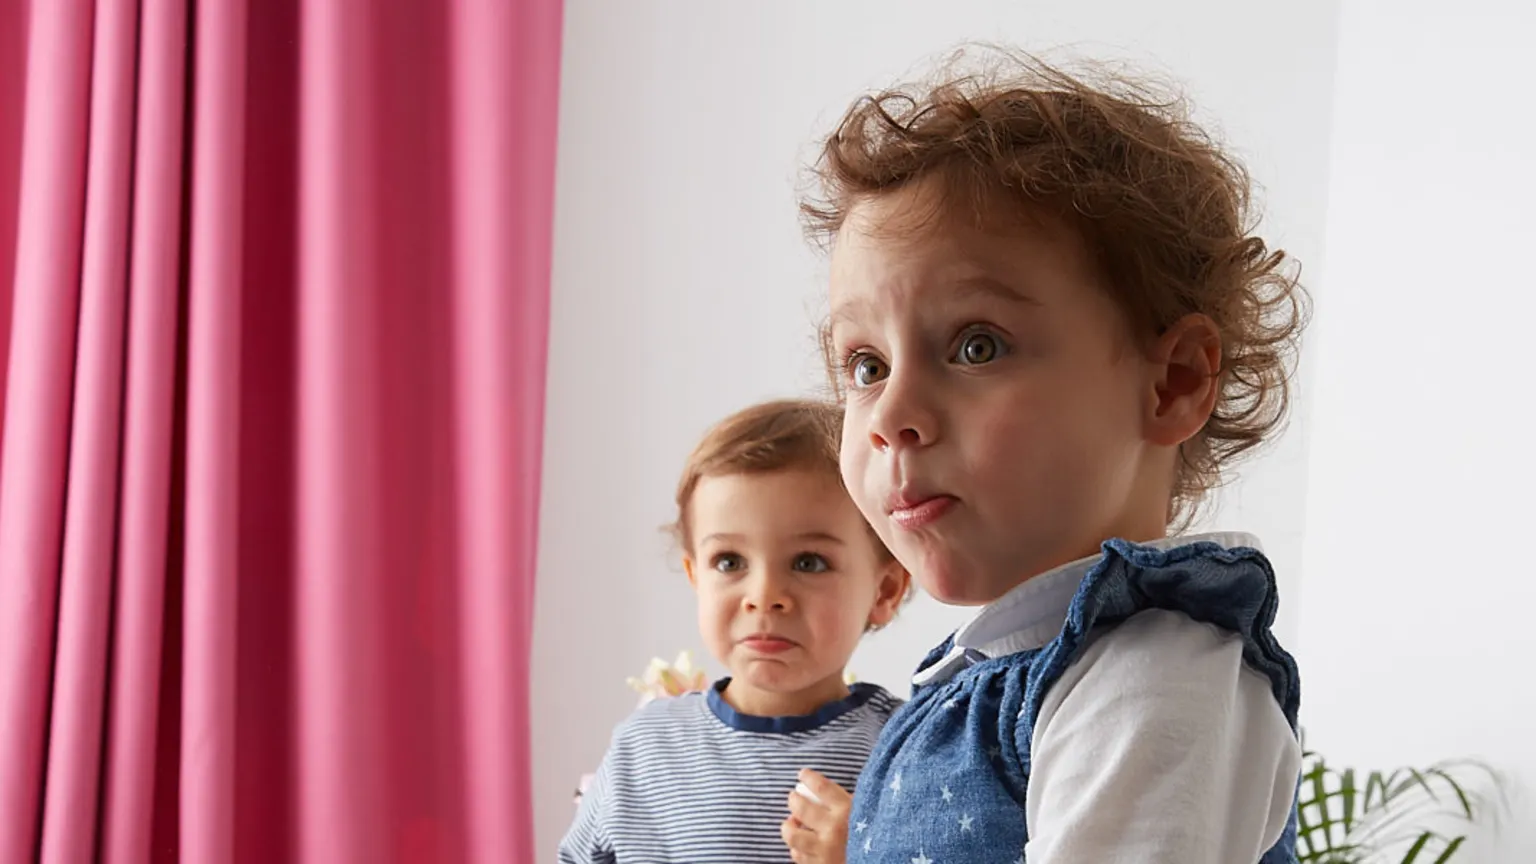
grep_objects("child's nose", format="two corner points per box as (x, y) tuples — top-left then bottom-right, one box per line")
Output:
(870, 426), (925, 453)
(867, 372), (939, 452)
(743, 571), (793, 612)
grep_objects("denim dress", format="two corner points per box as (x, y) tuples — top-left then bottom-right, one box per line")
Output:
(847, 535), (1302, 863)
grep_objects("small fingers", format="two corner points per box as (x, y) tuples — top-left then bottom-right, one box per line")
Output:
(798, 769), (853, 810)
(782, 817), (816, 851)
(790, 788), (838, 831)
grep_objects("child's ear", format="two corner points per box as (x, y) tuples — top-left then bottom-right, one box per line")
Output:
(683, 556), (698, 588)
(866, 561), (911, 630)
(1143, 313), (1222, 448)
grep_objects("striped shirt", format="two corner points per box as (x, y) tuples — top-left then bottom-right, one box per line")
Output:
(558, 678), (901, 863)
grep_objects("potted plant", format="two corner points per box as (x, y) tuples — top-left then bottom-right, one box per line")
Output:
(1296, 749), (1506, 863)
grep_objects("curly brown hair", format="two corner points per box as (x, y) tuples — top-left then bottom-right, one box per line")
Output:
(801, 46), (1308, 526)
(669, 398), (894, 561)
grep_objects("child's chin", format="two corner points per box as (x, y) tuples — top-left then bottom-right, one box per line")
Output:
(918, 566), (987, 606)
(734, 664), (803, 687)
(916, 548), (1025, 606)
(732, 664), (820, 694)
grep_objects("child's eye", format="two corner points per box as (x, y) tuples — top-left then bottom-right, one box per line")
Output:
(711, 553), (746, 573)
(792, 553), (831, 573)
(845, 352), (890, 388)
(952, 331), (1007, 366)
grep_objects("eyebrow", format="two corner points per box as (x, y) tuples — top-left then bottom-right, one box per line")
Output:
(699, 531), (846, 546)
(951, 274), (1041, 307)
(828, 298), (873, 332)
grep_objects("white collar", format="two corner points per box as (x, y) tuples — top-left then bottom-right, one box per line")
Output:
(911, 532), (1262, 687)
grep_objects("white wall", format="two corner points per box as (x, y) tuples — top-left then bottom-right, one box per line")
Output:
(535, 0), (1341, 856)
(1296, 1), (1536, 859)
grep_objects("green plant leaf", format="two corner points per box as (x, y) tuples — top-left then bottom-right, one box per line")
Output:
(1400, 832), (1432, 863)
(1363, 770), (1391, 812)
(1424, 767), (1475, 818)
(1341, 767), (1358, 834)
(1295, 752), (1504, 863)
(1431, 836), (1466, 863)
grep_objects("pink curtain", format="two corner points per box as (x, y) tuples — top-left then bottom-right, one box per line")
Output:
(0, 0), (562, 861)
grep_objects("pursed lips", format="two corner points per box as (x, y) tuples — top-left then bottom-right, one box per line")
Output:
(738, 633), (797, 653)
(884, 485), (958, 530)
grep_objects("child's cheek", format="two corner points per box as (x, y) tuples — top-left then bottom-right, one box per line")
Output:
(810, 584), (863, 640)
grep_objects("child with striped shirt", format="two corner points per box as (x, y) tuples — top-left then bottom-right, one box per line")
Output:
(559, 399), (911, 864)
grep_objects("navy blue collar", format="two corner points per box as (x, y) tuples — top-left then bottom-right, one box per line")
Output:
(706, 677), (880, 733)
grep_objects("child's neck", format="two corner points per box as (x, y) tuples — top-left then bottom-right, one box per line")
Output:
(989, 528), (1174, 603)
(722, 674), (851, 718)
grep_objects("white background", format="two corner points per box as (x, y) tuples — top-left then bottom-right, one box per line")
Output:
(1293, 1), (1536, 860)
(534, 0), (1533, 859)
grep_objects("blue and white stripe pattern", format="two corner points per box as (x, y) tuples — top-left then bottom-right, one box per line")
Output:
(559, 679), (901, 863)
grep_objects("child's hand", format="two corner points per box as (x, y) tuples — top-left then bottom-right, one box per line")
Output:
(782, 768), (851, 864)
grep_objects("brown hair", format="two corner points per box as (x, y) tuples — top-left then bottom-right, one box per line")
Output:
(670, 399), (893, 561)
(801, 46), (1308, 526)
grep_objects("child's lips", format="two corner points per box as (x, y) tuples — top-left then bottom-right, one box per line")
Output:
(887, 493), (957, 530)
(740, 634), (797, 654)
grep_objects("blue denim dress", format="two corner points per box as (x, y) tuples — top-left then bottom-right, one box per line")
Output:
(847, 536), (1301, 863)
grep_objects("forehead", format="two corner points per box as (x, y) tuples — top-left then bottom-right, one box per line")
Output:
(690, 469), (862, 538)
(827, 181), (1105, 321)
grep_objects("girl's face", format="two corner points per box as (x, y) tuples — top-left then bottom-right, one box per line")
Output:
(685, 468), (907, 717)
(828, 183), (1182, 605)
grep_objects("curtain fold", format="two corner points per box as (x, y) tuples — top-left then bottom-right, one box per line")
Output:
(0, 0), (563, 860)
(0, 3), (96, 857)
(100, 3), (190, 860)
(39, 0), (139, 859)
